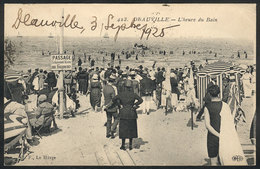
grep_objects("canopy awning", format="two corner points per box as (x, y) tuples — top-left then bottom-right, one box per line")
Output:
(197, 61), (242, 76)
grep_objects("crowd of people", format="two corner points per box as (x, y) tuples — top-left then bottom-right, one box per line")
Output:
(4, 55), (256, 165)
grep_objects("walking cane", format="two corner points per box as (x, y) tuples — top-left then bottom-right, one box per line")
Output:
(190, 103), (194, 130)
(191, 108), (193, 130)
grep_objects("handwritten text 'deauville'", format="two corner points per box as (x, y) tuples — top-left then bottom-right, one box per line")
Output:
(12, 8), (180, 41)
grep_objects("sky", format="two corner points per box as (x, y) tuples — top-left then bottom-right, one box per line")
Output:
(5, 4), (256, 41)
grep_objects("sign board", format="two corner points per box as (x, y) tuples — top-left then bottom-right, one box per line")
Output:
(51, 55), (72, 70)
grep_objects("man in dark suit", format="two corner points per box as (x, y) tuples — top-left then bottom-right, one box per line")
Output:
(155, 67), (165, 108)
(103, 75), (119, 138)
(117, 72), (128, 94)
(45, 71), (57, 90)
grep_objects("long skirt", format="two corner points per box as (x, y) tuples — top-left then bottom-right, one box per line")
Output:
(119, 119), (138, 139)
(243, 79), (251, 97)
(156, 86), (162, 106)
(207, 132), (219, 158)
(78, 80), (87, 94)
(171, 93), (178, 108)
(90, 89), (101, 109)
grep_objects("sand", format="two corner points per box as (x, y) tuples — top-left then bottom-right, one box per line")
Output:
(6, 92), (255, 166)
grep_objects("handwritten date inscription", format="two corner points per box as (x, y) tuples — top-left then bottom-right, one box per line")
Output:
(12, 8), (180, 41)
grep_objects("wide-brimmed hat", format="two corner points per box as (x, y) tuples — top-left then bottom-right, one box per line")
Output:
(38, 94), (47, 102)
(129, 71), (136, 76)
(170, 72), (176, 78)
(109, 74), (116, 80)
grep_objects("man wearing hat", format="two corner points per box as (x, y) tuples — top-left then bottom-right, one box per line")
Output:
(117, 71), (128, 94)
(155, 67), (165, 109)
(30, 95), (55, 130)
(129, 70), (140, 96)
(88, 74), (102, 111)
(102, 74), (119, 138)
(140, 71), (156, 114)
(45, 70), (57, 90)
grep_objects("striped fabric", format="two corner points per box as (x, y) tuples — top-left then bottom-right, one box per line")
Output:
(196, 61), (243, 110)
(4, 70), (22, 82)
(197, 61), (243, 75)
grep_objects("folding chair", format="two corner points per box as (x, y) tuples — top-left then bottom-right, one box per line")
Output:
(34, 111), (56, 139)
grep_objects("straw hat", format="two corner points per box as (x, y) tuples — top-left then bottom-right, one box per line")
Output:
(109, 74), (116, 80)
(130, 71), (136, 76)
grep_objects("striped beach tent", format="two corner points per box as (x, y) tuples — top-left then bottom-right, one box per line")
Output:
(196, 61), (241, 109)
(4, 70), (22, 83)
(198, 61), (242, 75)
(4, 70), (23, 102)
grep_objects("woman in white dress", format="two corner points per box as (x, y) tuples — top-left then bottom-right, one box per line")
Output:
(161, 68), (172, 114)
(241, 69), (252, 98)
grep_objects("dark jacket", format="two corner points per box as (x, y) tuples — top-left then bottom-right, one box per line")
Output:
(131, 79), (140, 95)
(113, 90), (143, 119)
(155, 71), (165, 84)
(46, 72), (57, 87)
(117, 78), (127, 94)
(140, 77), (156, 96)
(103, 84), (118, 112)
(77, 71), (89, 81)
(170, 77), (179, 94)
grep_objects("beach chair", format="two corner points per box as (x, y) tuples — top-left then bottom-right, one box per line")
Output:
(32, 111), (57, 139)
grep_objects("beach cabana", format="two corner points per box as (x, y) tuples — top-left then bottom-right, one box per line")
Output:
(4, 70), (24, 103)
(196, 61), (242, 109)
(4, 70), (28, 161)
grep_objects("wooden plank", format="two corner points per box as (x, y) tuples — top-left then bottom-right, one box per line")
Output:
(95, 150), (110, 166)
(126, 150), (144, 166)
(116, 149), (135, 166)
(103, 145), (123, 166)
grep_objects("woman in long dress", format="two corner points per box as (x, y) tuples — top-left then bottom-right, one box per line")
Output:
(112, 80), (143, 150)
(161, 68), (172, 114)
(88, 74), (102, 111)
(204, 85), (223, 165)
(241, 69), (252, 97)
(204, 85), (246, 166)
(37, 69), (46, 90)
(170, 71), (179, 111)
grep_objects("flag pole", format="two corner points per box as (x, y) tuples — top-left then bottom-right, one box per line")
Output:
(58, 8), (65, 119)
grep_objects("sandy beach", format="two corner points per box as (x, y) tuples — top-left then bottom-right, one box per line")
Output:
(5, 91), (254, 166)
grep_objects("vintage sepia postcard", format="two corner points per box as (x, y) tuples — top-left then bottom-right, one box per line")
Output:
(3, 3), (256, 166)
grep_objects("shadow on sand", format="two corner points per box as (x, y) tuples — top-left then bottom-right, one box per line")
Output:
(132, 138), (148, 149)
(202, 158), (211, 166)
